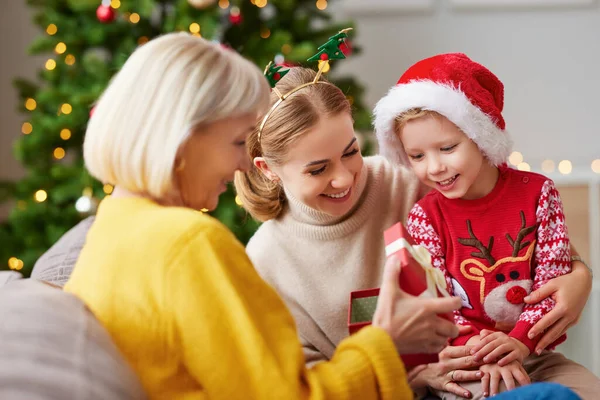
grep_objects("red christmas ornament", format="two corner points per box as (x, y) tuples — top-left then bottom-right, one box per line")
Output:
(320, 53), (329, 61)
(96, 4), (116, 23)
(340, 40), (353, 56)
(229, 13), (243, 25)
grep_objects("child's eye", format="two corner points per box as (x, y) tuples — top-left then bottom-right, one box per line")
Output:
(409, 154), (424, 161)
(309, 166), (326, 176)
(235, 141), (246, 147)
(441, 144), (458, 152)
(342, 148), (359, 158)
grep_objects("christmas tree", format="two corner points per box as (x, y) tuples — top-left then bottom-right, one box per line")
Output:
(1, 0), (372, 277)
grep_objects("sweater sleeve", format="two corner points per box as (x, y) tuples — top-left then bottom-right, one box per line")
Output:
(168, 222), (412, 400)
(407, 204), (479, 345)
(508, 180), (571, 352)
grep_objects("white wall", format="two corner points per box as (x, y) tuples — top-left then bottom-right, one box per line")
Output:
(0, 1), (41, 219)
(335, 0), (600, 171)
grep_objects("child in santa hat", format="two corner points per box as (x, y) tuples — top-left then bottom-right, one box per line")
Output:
(373, 53), (600, 399)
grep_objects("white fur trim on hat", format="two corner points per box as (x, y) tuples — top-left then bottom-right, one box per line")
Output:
(373, 80), (513, 166)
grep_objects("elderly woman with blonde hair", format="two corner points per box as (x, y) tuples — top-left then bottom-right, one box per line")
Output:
(63, 32), (464, 399)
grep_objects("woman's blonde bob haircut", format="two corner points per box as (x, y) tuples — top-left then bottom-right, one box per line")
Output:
(84, 32), (270, 201)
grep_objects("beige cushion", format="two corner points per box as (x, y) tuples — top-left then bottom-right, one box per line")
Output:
(0, 279), (146, 400)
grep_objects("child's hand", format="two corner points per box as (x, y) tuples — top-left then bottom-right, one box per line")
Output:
(470, 330), (530, 366)
(480, 360), (530, 397)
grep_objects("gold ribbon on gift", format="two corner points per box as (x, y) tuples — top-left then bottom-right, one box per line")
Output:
(385, 238), (450, 298)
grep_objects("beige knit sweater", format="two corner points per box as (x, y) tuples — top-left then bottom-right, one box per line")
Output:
(246, 156), (422, 365)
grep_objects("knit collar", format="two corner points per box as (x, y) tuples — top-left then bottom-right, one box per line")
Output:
(278, 157), (381, 239)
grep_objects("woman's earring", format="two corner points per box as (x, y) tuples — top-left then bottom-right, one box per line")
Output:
(175, 159), (186, 172)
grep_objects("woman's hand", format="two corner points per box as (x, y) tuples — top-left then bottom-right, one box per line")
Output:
(480, 360), (530, 397)
(524, 261), (592, 354)
(409, 345), (484, 399)
(373, 255), (462, 355)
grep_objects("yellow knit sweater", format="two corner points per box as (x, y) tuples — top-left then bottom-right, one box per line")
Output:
(64, 196), (411, 400)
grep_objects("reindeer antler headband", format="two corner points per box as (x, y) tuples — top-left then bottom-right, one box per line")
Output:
(258, 28), (353, 143)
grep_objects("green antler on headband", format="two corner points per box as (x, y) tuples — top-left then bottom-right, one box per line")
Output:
(307, 27), (353, 62)
(264, 61), (289, 89)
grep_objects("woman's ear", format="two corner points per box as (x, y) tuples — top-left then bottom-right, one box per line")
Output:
(253, 157), (279, 182)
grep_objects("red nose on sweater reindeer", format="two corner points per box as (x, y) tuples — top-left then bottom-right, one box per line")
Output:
(458, 212), (537, 331)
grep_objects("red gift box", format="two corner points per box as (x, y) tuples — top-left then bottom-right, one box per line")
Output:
(348, 288), (380, 335)
(347, 222), (452, 368)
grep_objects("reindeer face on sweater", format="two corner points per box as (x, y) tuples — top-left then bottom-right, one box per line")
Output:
(455, 211), (537, 331)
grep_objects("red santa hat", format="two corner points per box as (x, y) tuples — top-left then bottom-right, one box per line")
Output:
(373, 53), (513, 166)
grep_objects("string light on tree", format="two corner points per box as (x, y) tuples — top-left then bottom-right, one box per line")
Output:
(281, 44), (292, 55)
(255, 0), (268, 7)
(541, 159), (555, 173)
(592, 159), (600, 174)
(8, 257), (24, 271)
(21, 122), (33, 135)
(218, 0), (229, 9)
(97, 0), (116, 23)
(75, 187), (99, 215)
(46, 24), (58, 35)
(558, 160), (572, 175)
(60, 128), (71, 140)
(517, 162), (530, 172)
(45, 59), (57, 70)
(34, 190), (47, 203)
(65, 54), (76, 65)
(187, 0), (217, 8)
(103, 184), (114, 194)
(260, 27), (271, 39)
(189, 24), (202, 40)
(138, 36), (149, 45)
(229, 6), (242, 25)
(110, 0), (121, 8)
(235, 196), (243, 206)
(55, 42), (67, 55)
(25, 98), (36, 111)
(129, 13), (140, 24)
(53, 147), (66, 160)
(316, 0), (327, 10)
(60, 103), (72, 114)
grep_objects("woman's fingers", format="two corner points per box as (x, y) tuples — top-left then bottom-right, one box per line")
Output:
(439, 345), (474, 360)
(524, 282), (556, 305)
(480, 372), (490, 398)
(435, 316), (461, 339)
(407, 364), (428, 381)
(535, 317), (570, 354)
(443, 380), (473, 399)
(528, 307), (562, 339)
(450, 369), (483, 382)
